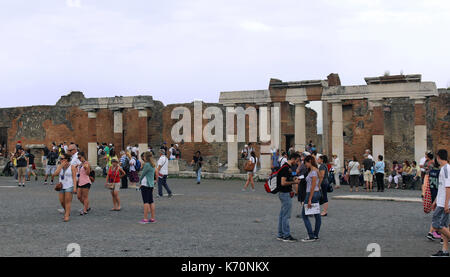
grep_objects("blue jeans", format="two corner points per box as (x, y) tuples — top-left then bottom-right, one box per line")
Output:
(278, 192), (292, 238)
(196, 168), (202, 183)
(302, 191), (322, 239)
(158, 175), (172, 196)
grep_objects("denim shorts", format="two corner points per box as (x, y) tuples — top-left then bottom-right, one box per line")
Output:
(59, 186), (74, 194)
(432, 206), (449, 230)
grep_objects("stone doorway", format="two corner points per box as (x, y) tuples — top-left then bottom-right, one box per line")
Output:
(0, 127), (7, 152)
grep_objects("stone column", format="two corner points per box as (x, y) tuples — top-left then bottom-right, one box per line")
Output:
(331, 101), (344, 168)
(113, 110), (124, 152)
(371, 100), (384, 160)
(225, 106), (239, 174)
(414, 98), (427, 163)
(271, 102), (281, 151)
(258, 104), (272, 177)
(138, 109), (148, 161)
(294, 102), (306, 152)
(87, 111), (98, 166)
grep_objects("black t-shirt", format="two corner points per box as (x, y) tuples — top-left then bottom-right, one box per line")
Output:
(27, 153), (35, 165)
(277, 165), (293, 193)
(17, 155), (27, 167)
(363, 159), (373, 171)
(43, 147), (49, 157)
(47, 152), (58, 166)
(319, 164), (329, 185)
(193, 156), (203, 167)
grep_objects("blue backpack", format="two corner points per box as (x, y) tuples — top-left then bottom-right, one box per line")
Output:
(135, 159), (142, 171)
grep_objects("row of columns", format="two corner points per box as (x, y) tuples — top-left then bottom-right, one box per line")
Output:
(224, 98), (429, 175)
(85, 109), (149, 166)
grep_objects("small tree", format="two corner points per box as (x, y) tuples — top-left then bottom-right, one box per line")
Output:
(383, 70), (390, 76)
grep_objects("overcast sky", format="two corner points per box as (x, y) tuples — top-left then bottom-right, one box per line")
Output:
(1, 0), (449, 114)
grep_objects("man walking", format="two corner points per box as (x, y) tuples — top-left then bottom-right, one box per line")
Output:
(157, 149), (173, 198)
(44, 147), (58, 185)
(277, 153), (301, 242)
(430, 149), (450, 257)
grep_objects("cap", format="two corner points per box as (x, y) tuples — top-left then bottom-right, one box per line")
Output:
(160, 149), (166, 155)
(111, 157), (119, 163)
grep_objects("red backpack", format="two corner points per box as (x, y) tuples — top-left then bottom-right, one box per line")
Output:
(264, 165), (289, 194)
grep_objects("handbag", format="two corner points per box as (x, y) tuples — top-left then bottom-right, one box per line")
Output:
(423, 175), (432, 214)
(55, 182), (63, 192)
(327, 183), (334, 193)
(244, 160), (255, 172)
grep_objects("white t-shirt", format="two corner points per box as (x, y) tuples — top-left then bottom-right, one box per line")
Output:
(132, 147), (138, 155)
(71, 153), (81, 167)
(249, 156), (258, 173)
(419, 157), (427, 172)
(141, 177), (147, 187)
(333, 157), (341, 170)
(157, 155), (169, 176)
(368, 154), (374, 161)
(436, 164), (450, 208)
(169, 147), (176, 159)
(349, 161), (360, 175)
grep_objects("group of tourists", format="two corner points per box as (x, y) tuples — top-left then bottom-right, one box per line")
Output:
(272, 151), (333, 243)
(50, 143), (178, 223)
(2, 141), (39, 185)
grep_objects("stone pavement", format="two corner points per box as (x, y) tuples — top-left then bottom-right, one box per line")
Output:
(0, 176), (443, 257)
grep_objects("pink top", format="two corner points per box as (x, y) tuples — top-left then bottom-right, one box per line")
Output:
(78, 162), (91, 187)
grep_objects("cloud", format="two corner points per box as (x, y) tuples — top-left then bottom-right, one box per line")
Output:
(240, 21), (273, 32)
(66, 0), (81, 8)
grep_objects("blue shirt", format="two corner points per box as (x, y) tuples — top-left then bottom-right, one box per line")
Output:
(272, 154), (280, 168)
(374, 161), (385, 174)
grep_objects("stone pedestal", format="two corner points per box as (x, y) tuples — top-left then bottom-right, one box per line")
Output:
(168, 159), (180, 173)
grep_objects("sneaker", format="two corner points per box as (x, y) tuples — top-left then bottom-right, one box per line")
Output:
(197, 182), (201, 185)
(251, 189), (256, 192)
(149, 219), (157, 223)
(168, 194), (173, 198)
(139, 219), (149, 224)
(276, 236), (284, 241)
(427, 233), (436, 241)
(57, 208), (65, 214)
(430, 251), (449, 257)
(282, 236), (298, 242)
(44, 182), (48, 185)
(433, 231), (442, 239)
(301, 237), (317, 243)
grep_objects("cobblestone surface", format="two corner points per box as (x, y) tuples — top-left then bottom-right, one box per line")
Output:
(0, 176), (443, 257)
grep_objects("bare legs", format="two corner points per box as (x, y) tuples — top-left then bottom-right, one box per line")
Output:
(77, 188), (90, 213)
(59, 192), (73, 222)
(111, 190), (121, 211)
(243, 174), (255, 190)
(144, 203), (155, 221)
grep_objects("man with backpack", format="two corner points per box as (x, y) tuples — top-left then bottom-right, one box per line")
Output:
(275, 153), (301, 242)
(44, 147), (58, 185)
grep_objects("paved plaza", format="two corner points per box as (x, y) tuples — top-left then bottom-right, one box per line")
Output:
(0, 176), (442, 257)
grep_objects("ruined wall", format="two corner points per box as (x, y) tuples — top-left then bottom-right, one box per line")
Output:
(384, 98), (415, 166)
(427, 89), (450, 153)
(342, 99), (373, 162)
(0, 105), (90, 154)
(162, 102), (228, 169)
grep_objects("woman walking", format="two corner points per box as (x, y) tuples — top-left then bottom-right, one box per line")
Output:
(243, 151), (257, 192)
(348, 156), (361, 192)
(191, 151), (203, 185)
(318, 155), (330, 216)
(54, 153), (77, 222)
(374, 155), (385, 192)
(76, 152), (92, 216)
(139, 152), (157, 224)
(301, 155), (322, 242)
(107, 158), (125, 211)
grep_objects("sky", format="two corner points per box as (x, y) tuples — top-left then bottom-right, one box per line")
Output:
(1, 0), (449, 130)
